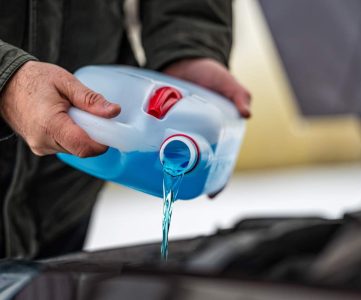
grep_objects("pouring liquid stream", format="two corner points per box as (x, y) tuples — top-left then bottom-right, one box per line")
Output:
(161, 172), (183, 260)
(160, 139), (192, 260)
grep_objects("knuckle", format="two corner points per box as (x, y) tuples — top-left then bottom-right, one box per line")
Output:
(29, 143), (47, 156)
(83, 90), (103, 107)
(27, 134), (54, 156)
(60, 76), (76, 95)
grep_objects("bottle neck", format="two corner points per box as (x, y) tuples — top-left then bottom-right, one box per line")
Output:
(160, 135), (199, 176)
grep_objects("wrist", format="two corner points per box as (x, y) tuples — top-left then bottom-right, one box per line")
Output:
(0, 59), (37, 141)
(0, 58), (38, 98)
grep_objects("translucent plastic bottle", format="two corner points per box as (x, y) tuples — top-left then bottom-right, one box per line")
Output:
(57, 66), (245, 200)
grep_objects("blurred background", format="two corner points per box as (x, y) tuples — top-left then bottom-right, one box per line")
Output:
(85, 0), (361, 251)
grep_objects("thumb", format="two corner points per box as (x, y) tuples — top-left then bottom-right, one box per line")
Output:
(57, 76), (121, 118)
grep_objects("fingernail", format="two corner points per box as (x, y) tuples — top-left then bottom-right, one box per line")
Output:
(104, 102), (118, 110)
(239, 107), (251, 118)
(106, 104), (121, 117)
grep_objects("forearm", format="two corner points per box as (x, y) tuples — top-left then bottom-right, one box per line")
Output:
(0, 40), (37, 140)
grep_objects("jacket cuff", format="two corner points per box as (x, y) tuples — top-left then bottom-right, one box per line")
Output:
(143, 29), (231, 71)
(0, 53), (37, 92)
(145, 47), (229, 72)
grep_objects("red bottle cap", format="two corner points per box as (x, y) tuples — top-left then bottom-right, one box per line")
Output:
(147, 87), (182, 119)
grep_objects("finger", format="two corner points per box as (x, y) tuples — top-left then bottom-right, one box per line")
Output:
(220, 84), (251, 118)
(223, 79), (251, 118)
(52, 140), (72, 154)
(208, 75), (252, 119)
(57, 76), (121, 118)
(233, 90), (252, 118)
(26, 132), (71, 156)
(28, 142), (70, 156)
(52, 113), (108, 157)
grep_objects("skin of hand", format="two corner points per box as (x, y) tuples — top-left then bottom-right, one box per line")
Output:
(164, 58), (252, 198)
(163, 58), (252, 118)
(0, 61), (121, 157)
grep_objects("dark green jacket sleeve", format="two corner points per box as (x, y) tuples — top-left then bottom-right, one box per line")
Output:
(0, 40), (37, 140)
(140, 0), (233, 70)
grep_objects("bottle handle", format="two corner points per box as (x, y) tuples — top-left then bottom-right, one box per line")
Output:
(68, 107), (141, 152)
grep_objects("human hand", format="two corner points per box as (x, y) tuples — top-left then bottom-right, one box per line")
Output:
(0, 61), (120, 157)
(163, 58), (252, 118)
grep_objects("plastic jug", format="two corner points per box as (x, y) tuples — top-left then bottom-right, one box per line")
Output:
(57, 66), (245, 200)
